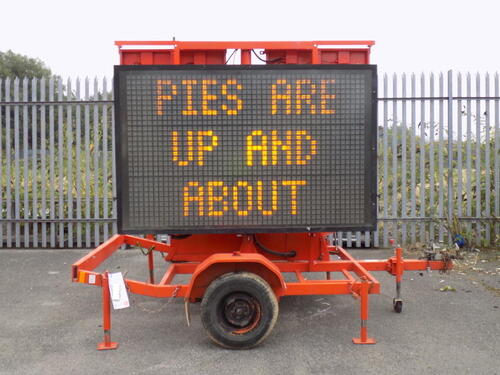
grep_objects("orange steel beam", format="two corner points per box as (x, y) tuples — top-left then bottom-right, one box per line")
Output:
(159, 264), (178, 285)
(249, 259), (447, 273)
(286, 281), (358, 295)
(72, 234), (124, 280)
(332, 246), (378, 285)
(241, 49), (251, 64)
(115, 40), (375, 49)
(126, 279), (188, 298)
(294, 270), (306, 283)
(341, 269), (356, 283)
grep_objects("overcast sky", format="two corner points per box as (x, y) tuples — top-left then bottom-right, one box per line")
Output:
(1, 0), (499, 78)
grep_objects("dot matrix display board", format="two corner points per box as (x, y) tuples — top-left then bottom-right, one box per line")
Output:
(115, 65), (377, 234)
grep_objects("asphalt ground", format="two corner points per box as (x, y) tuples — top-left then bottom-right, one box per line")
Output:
(0, 248), (498, 375)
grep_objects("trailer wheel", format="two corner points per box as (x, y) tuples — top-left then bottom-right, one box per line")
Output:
(201, 272), (278, 349)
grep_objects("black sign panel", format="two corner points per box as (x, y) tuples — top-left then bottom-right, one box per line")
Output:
(115, 65), (377, 234)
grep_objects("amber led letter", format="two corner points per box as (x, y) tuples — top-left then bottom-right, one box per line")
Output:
(181, 80), (198, 115)
(320, 79), (335, 114)
(221, 79), (243, 115)
(246, 130), (268, 166)
(202, 79), (218, 115)
(156, 80), (177, 115)
(183, 182), (204, 216)
(271, 79), (292, 115)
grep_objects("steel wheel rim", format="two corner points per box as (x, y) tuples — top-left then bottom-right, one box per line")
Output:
(219, 292), (261, 334)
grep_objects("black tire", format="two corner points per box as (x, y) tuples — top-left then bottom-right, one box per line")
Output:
(200, 272), (278, 349)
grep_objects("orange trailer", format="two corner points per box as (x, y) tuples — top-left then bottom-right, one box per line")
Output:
(72, 41), (451, 350)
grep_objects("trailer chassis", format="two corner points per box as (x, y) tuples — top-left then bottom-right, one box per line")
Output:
(72, 233), (450, 350)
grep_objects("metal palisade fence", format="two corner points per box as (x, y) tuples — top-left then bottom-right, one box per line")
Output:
(0, 77), (115, 248)
(0, 73), (498, 248)
(372, 71), (499, 248)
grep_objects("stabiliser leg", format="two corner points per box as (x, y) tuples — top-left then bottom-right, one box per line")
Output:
(353, 278), (376, 344)
(393, 246), (403, 313)
(146, 234), (155, 284)
(97, 272), (119, 350)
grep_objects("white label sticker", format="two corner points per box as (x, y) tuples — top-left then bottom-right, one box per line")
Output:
(108, 272), (130, 310)
(88, 274), (96, 284)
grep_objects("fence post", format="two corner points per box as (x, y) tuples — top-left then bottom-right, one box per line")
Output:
(447, 70), (454, 234)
